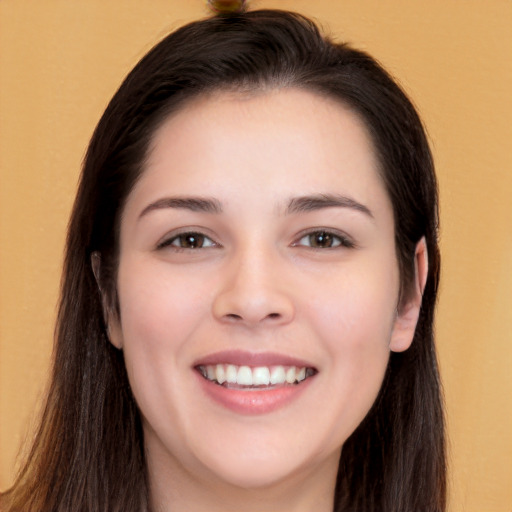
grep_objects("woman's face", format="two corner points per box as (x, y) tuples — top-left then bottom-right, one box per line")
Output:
(107, 89), (420, 494)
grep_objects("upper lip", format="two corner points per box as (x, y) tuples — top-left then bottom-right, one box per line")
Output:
(193, 349), (316, 369)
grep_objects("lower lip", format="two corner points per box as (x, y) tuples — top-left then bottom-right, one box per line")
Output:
(196, 372), (314, 415)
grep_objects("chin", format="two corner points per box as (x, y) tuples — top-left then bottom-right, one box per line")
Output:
(199, 454), (315, 490)
(181, 427), (342, 492)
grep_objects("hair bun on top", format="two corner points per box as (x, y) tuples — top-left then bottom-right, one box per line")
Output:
(208, 0), (247, 14)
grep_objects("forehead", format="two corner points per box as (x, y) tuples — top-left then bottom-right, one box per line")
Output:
(148, 87), (379, 169)
(128, 88), (391, 220)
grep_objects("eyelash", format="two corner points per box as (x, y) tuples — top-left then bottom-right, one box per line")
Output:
(293, 229), (355, 249)
(157, 231), (218, 251)
(157, 229), (354, 251)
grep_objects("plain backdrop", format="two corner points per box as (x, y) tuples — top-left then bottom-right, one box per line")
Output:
(1, 1), (511, 510)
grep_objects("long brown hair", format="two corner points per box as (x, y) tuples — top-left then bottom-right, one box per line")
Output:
(2, 9), (445, 512)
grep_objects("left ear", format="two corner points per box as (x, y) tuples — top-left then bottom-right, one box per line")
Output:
(390, 237), (428, 352)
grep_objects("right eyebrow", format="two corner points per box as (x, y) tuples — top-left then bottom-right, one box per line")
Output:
(138, 196), (223, 220)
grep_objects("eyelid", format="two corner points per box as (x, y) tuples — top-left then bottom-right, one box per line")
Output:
(154, 227), (354, 251)
(156, 228), (221, 250)
(291, 228), (356, 249)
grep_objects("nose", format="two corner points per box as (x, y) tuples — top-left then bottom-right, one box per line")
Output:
(212, 248), (295, 327)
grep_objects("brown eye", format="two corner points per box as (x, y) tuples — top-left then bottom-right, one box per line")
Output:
(295, 230), (353, 249)
(308, 231), (335, 248)
(177, 233), (205, 248)
(158, 232), (216, 250)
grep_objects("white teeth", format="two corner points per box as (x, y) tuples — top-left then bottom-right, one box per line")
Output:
(206, 365), (216, 380)
(201, 364), (312, 387)
(252, 366), (270, 385)
(270, 366), (286, 384)
(215, 364), (226, 384)
(237, 366), (253, 385)
(226, 364), (238, 383)
(285, 367), (296, 384)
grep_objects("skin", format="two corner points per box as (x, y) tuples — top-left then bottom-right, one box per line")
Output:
(105, 88), (427, 512)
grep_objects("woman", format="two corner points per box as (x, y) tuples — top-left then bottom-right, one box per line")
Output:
(2, 3), (445, 511)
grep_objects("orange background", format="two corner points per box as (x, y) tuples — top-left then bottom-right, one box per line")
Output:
(1, 1), (511, 510)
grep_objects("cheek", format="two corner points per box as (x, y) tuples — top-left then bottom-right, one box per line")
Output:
(304, 263), (399, 419)
(114, 261), (216, 444)
(114, 259), (214, 414)
(309, 263), (399, 347)
(304, 297), (394, 443)
(117, 260), (210, 351)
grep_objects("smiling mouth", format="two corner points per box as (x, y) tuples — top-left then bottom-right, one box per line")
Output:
(196, 364), (317, 389)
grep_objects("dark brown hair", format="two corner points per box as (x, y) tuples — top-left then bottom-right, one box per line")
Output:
(2, 9), (445, 512)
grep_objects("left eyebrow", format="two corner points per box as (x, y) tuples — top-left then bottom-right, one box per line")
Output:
(285, 193), (374, 218)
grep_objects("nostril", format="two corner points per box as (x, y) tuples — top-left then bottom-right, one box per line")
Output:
(223, 312), (281, 322)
